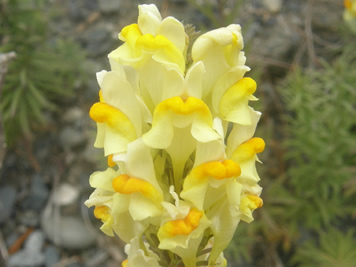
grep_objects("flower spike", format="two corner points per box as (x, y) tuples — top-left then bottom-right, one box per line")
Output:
(86, 4), (264, 266)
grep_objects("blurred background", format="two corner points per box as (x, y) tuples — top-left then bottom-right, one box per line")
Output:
(0, 0), (355, 266)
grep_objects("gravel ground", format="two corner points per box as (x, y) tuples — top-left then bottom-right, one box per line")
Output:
(0, 0), (344, 266)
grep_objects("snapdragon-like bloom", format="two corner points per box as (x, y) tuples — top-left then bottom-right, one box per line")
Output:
(86, 4), (264, 266)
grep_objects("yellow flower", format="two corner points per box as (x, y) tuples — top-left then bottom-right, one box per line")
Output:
(143, 96), (220, 149)
(181, 159), (241, 210)
(158, 187), (211, 267)
(109, 4), (186, 72)
(109, 4), (187, 113)
(85, 139), (164, 243)
(231, 137), (265, 183)
(89, 62), (145, 156)
(192, 24), (250, 111)
(219, 77), (258, 125)
(240, 195), (263, 223)
(87, 3), (265, 265)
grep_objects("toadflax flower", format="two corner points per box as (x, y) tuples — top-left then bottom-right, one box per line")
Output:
(86, 4), (265, 266)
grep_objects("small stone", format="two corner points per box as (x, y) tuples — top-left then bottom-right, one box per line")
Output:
(85, 248), (109, 266)
(59, 127), (85, 149)
(8, 230), (45, 267)
(98, 0), (121, 13)
(53, 183), (80, 206)
(24, 230), (45, 252)
(62, 107), (84, 124)
(83, 24), (114, 57)
(0, 185), (16, 223)
(20, 210), (40, 227)
(67, 1), (85, 21)
(262, 0), (283, 13)
(22, 175), (49, 212)
(44, 245), (61, 267)
(42, 214), (96, 250)
(8, 249), (45, 267)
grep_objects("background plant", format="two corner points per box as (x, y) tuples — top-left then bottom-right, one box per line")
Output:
(0, 0), (86, 145)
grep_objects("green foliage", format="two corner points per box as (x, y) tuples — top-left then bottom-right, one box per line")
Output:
(0, 0), (86, 144)
(292, 228), (356, 267)
(280, 48), (356, 230)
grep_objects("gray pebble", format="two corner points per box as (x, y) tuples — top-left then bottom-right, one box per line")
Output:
(52, 183), (80, 206)
(62, 107), (85, 124)
(20, 210), (40, 227)
(24, 230), (45, 252)
(0, 185), (16, 223)
(8, 230), (45, 267)
(41, 214), (96, 250)
(21, 175), (49, 212)
(84, 25), (114, 57)
(44, 245), (61, 267)
(60, 127), (85, 149)
(262, 0), (283, 13)
(98, 0), (121, 13)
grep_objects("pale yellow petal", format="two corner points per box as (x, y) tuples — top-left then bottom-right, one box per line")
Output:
(219, 77), (258, 125)
(100, 71), (142, 135)
(226, 108), (261, 158)
(206, 198), (241, 264)
(138, 4), (162, 35)
(158, 16), (187, 53)
(89, 168), (117, 191)
(185, 62), (205, 100)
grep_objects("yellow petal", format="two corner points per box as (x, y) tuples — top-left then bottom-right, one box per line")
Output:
(230, 137), (265, 183)
(143, 96), (220, 149)
(240, 195), (263, 223)
(158, 16), (187, 54)
(107, 154), (116, 167)
(181, 160), (241, 210)
(121, 259), (128, 267)
(138, 4), (162, 35)
(120, 24), (143, 51)
(191, 160), (241, 180)
(109, 24), (143, 67)
(231, 137), (265, 162)
(192, 25), (243, 64)
(94, 205), (112, 222)
(192, 25), (246, 99)
(206, 198), (240, 264)
(158, 208), (203, 238)
(136, 34), (185, 73)
(226, 108), (261, 158)
(219, 77), (257, 125)
(112, 174), (162, 203)
(89, 102), (137, 140)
